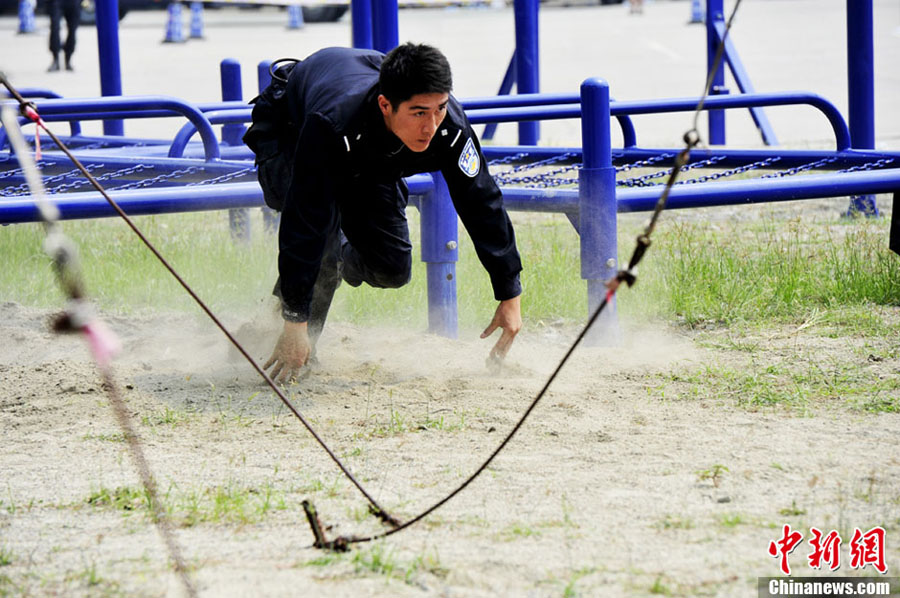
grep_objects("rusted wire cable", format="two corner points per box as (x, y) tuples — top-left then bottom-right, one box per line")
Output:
(1, 104), (199, 598)
(0, 74), (399, 528)
(310, 0), (746, 549)
(1, 0), (745, 550)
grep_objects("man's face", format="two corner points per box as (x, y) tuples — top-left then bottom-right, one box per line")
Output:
(378, 92), (449, 153)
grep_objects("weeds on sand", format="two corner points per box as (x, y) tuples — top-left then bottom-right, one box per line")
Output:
(82, 481), (289, 526)
(660, 354), (900, 412)
(696, 464), (729, 488)
(301, 543), (447, 586)
(0, 547), (13, 567)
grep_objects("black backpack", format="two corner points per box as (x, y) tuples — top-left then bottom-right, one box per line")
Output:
(243, 59), (300, 212)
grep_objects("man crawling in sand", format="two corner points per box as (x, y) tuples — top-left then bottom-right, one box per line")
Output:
(244, 43), (523, 382)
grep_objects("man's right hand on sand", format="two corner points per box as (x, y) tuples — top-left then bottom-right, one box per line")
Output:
(264, 320), (311, 383)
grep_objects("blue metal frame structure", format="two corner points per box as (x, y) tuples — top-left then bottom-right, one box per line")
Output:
(3, 76), (900, 338)
(1, 0), (894, 337)
(704, 0), (777, 146)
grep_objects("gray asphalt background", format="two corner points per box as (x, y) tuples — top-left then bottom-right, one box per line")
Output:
(1, 0), (899, 151)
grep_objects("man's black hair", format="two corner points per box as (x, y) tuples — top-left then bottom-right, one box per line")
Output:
(379, 43), (453, 110)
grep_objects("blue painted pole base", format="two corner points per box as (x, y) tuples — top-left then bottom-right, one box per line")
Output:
(584, 280), (622, 347)
(229, 208), (251, 243)
(426, 262), (458, 339)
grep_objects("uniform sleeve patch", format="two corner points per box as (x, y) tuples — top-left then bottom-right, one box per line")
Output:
(458, 137), (480, 178)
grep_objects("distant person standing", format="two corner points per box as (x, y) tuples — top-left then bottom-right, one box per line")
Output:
(48, 0), (80, 72)
(629, 0), (643, 14)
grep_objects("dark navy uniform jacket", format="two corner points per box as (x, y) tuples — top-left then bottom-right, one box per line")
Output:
(278, 47), (522, 322)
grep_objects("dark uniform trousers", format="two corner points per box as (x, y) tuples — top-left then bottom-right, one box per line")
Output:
(49, 0), (80, 62)
(277, 177), (413, 348)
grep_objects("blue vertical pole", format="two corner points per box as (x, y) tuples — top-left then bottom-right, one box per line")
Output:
(482, 52), (517, 141)
(221, 59), (249, 242)
(578, 78), (619, 345)
(705, 0), (725, 145)
(95, 0), (124, 136)
(846, 0), (878, 216)
(257, 59), (280, 235)
(513, 0), (539, 145)
(420, 174), (458, 338)
(351, 0), (373, 49)
(371, 0), (398, 53)
(257, 60), (272, 91)
(220, 59), (244, 146)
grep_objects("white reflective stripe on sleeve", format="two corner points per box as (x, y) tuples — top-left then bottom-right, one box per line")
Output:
(343, 136), (351, 152)
(450, 130), (462, 147)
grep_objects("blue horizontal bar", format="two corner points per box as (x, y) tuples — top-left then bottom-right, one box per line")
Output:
(467, 92), (850, 151)
(617, 167), (900, 212)
(170, 109), (252, 158)
(0, 173), (437, 224)
(0, 96), (221, 161)
(461, 93), (579, 110)
(610, 92), (851, 151)
(502, 187), (579, 213)
(466, 104), (581, 124)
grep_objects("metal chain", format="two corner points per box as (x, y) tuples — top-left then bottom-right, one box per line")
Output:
(487, 152), (531, 167)
(616, 153), (675, 173)
(838, 157), (895, 174)
(1, 165), (104, 196)
(682, 156), (782, 184)
(187, 166), (255, 186)
(109, 166), (199, 191)
(0, 160), (57, 180)
(46, 164), (150, 195)
(761, 156), (838, 179)
(491, 152), (581, 188)
(618, 155), (727, 187)
(492, 164), (581, 188)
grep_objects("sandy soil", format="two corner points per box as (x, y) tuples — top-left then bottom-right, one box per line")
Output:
(2, 297), (899, 597)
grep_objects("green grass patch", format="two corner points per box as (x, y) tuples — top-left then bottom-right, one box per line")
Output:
(86, 485), (150, 512)
(635, 217), (900, 330)
(349, 544), (447, 584)
(497, 521), (542, 541)
(662, 355), (900, 411)
(717, 513), (746, 528)
(779, 501), (807, 517)
(81, 432), (127, 443)
(654, 514), (694, 530)
(1, 205), (896, 336)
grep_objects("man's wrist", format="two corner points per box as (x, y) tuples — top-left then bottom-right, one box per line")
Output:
(281, 303), (310, 323)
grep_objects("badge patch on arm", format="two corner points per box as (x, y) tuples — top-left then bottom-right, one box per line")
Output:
(458, 138), (480, 178)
